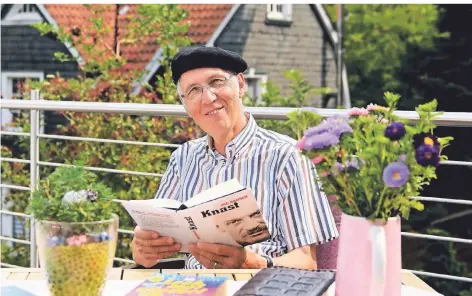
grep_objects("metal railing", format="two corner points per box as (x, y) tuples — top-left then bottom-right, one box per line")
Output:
(1, 95), (472, 284)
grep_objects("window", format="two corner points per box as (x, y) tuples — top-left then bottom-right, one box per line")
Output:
(244, 68), (268, 105)
(2, 4), (43, 26)
(266, 4), (292, 23)
(1, 72), (44, 131)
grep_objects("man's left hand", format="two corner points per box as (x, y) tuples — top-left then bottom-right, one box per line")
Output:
(188, 242), (266, 269)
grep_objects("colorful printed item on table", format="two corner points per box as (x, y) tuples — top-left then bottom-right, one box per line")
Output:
(126, 273), (229, 296)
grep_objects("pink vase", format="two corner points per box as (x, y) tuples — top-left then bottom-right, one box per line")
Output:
(335, 213), (401, 296)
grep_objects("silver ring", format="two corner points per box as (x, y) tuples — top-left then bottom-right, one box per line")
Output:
(213, 261), (218, 269)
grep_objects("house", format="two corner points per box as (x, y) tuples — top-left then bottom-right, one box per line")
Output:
(1, 4), (350, 107)
(1, 3), (350, 245)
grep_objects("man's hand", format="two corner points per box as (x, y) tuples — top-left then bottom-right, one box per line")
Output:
(188, 242), (266, 269)
(132, 226), (181, 268)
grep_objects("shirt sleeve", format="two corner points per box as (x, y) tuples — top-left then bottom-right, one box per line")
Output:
(154, 149), (182, 202)
(277, 148), (339, 250)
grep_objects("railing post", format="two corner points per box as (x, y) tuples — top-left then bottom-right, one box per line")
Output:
(29, 90), (40, 268)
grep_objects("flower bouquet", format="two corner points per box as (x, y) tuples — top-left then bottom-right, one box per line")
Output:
(294, 92), (452, 296)
(27, 166), (118, 296)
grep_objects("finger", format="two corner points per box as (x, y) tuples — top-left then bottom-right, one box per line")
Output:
(135, 237), (174, 247)
(189, 247), (228, 269)
(189, 250), (215, 269)
(197, 242), (239, 256)
(134, 226), (159, 239)
(139, 243), (182, 254)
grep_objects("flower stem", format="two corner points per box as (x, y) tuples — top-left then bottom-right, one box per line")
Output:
(375, 186), (388, 218)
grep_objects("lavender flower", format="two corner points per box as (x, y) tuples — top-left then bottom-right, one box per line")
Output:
(331, 162), (345, 176)
(415, 144), (440, 167)
(345, 157), (360, 170)
(304, 123), (331, 138)
(384, 122), (406, 140)
(383, 162), (410, 187)
(327, 116), (353, 137)
(304, 116), (352, 138)
(304, 132), (340, 149)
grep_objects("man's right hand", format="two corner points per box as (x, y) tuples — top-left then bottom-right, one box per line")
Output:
(131, 226), (182, 268)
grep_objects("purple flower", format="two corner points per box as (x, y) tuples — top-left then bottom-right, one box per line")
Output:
(384, 122), (406, 140)
(304, 124), (331, 138)
(413, 132), (439, 149)
(327, 116), (353, 137)
(383, 162), (410, 188)
(304, 132), (340, 149)
(331, 162), (344, 176)
(415, 144), (440, 167)
(345, 157), (360, 170)
(304, 116), (352, 138)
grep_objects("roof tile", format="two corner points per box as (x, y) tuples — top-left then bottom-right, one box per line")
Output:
(43, 4), (232, 71)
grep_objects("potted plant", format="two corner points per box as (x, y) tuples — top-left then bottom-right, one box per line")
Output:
(294, 92), (452, 296)
(27, 165), (118, 296)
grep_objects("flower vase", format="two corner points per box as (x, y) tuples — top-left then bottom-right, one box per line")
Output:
(335, 213), (401, 296)
(36, 214), (119, 296)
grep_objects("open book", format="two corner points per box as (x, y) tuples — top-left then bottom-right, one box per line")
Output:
(119, 179), (271, 252)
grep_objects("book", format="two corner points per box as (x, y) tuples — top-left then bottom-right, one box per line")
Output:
(125, 273), (229, 296)
(233, 267), (336, 296)
(119, 179), (271, 252)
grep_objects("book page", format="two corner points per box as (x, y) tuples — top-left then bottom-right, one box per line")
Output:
(120, 200), (195, 250)
(183, 179), (244, 208)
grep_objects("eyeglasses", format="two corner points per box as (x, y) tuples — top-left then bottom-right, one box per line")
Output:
(180, 74), (234, 102)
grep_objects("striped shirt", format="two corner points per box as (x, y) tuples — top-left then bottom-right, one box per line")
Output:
(154, 113), (339, 269)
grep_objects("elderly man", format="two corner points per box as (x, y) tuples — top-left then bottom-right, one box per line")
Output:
(132, 47), (339, 270)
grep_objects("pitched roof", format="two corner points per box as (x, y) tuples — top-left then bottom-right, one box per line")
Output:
(43, 4), (233, 71)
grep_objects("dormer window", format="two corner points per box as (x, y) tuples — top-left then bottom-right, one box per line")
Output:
(266, 4), (292, 24)
(2, 4), (43, 26)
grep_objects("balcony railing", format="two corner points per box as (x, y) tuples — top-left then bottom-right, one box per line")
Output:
(1, 92), (471, 284)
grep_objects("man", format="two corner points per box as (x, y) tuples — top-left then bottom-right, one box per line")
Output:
(214, 208), (271, 247)
(132, 46), (339, 270)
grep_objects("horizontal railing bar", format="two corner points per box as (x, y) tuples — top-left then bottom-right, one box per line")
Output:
(0, 131), (30, 137)
(0, 262), (26, 268)
(0, 210), (31, 218)
(441, 160), (472, 167)
(2, 100), (472, 127)
(38, 133), (180, 148)
(410, 196), (472, 206)
(0, 157), (31, 164)
(403, 269), (472, 283)
(114, 257), (135, 264)
(0, 236), (31, 245)
(38, 161), (164, 178)
(401, 232), (472, 244)
(118, 229), (134, 235)
(0, 184), (31, 191)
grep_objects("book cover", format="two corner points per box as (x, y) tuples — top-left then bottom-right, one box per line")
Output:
(119, 179), (271, 252)
(125, 273), (229, 296)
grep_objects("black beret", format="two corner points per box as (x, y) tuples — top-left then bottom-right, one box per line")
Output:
(171, 47), (248, 84)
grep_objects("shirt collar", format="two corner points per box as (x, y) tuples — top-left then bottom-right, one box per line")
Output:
(207, 112), (258, 159)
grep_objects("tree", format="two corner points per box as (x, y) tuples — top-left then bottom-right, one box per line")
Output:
(1, 4), (195, 266)
(324, 4), (445, 108)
